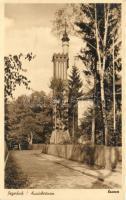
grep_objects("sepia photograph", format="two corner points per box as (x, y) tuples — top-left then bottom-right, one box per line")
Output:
(4, 3), (122, 190)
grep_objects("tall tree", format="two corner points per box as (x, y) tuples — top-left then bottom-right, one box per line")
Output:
(4, 53), (35, 102)
(49, 77), (69, 128)
(5, 53), (35, 142)
(6, 91), (53, 148)
(68, 65), (83, 138)
(52, 3), (121, 145)
(75, 4), (121, 145)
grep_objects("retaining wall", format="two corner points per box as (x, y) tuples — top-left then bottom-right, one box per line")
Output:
(31, 144), (122, 169)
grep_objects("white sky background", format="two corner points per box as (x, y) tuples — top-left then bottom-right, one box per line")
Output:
(5, 3), (90, 99)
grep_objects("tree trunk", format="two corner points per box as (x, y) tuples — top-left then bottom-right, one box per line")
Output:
(91, 75), (96, 145)
(99, 71), (108, 145)
(91, 104), (95, 145)
(113, 39), (116, 145)
(100, 5), (109, 146)
(74, 103), (78, 136)
(29, 132), (33, 145)
(94, 4), (109, 146)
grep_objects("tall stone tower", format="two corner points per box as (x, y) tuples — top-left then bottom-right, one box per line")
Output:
(52, 26), (70, 81)
(52, 24), (70, 131)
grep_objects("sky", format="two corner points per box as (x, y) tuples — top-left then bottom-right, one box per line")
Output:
(5, 3), (86, 99)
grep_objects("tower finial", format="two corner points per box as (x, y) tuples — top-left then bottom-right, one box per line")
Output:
(62, 18), (69, 43)
(62, 18), (70, 54)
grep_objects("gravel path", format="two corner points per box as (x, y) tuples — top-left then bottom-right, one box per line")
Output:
(8, 150), (112, 189)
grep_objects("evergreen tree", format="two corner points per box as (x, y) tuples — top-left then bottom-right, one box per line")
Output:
(52, 3), (122, 146)
(68, 65), (83, 138)
(75, 4), (121, 145)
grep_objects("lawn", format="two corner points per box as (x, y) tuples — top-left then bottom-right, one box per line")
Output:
(5, 152), (29, 189)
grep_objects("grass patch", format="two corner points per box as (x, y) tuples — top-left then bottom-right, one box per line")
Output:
(5, 153), (29, 189)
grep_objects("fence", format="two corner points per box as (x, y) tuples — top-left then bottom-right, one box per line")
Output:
(30, 144), (122, 169)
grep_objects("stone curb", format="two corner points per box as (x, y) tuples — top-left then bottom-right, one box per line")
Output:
(40, 153), (121, 188)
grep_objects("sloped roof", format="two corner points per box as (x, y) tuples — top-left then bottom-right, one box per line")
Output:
(62, 31), (70, 42)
